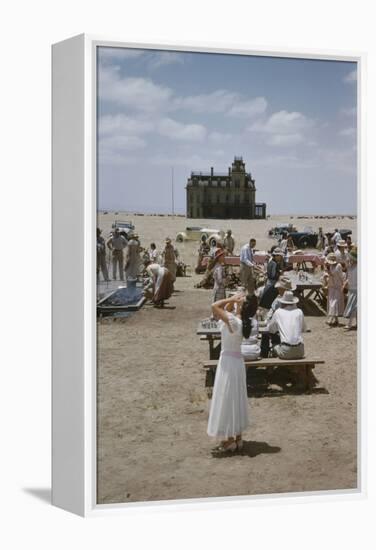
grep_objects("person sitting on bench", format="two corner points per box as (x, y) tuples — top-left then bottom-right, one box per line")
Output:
(266, 290), (307, 360)
(260, 276), (296, 357)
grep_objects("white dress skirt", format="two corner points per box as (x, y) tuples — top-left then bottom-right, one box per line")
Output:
(327, 264), (345, 316)
(207, 314), (249, 439)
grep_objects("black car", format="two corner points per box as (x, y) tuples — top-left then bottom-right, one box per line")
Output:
(288, 227), (352, 249)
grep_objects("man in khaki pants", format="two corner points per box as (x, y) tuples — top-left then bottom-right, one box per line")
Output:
(239, 238), (257, 295)
(106, 228), (127, 281)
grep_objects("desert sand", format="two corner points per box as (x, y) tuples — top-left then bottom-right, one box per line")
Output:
(97, 213), (357, 504)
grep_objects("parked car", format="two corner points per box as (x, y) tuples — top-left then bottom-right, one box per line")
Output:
(268, 223), (297, 238)
(288, 227), (318, 248)
(176, 227), (225, 246)
(111, 220), (135, 239)
(288, 227), (352, 249)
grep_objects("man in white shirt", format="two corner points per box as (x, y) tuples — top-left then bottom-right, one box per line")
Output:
(267, 290), (306, 359)
(334, 240), (349, 268)
(239, 238), (257, 295)
(331, 229), (342, 249)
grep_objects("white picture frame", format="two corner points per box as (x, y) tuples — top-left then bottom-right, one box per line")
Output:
(52, 33), (365, 517)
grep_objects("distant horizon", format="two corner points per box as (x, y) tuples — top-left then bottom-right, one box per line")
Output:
(98, 209), (357, 217)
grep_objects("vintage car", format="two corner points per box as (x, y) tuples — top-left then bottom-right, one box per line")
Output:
(111, 220), (135, 239)
(176, 226), (225, 246)
(268, 223), (297, 238)
(288, 227), (352, 249)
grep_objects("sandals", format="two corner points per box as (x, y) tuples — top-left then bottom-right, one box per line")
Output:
(213, 440), (237, 453)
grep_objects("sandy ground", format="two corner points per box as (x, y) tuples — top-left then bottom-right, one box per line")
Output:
(97, 213), (357, 504)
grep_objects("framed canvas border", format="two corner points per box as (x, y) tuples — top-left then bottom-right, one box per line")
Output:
(51, 33), (366, 517)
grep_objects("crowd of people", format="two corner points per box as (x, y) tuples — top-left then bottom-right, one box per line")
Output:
(205, 228), (358, 453)
(97, 227), (181, 307)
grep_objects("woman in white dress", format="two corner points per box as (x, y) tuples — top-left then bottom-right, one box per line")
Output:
(207, 293), (250, 453)
(343, 247), (357, 330)
(322, 252), (345, 327)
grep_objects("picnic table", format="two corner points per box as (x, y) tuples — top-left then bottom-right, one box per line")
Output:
(201, 252), (325, 271)
(284, 272), (326, 309)
(201, 253), (269, 268)
(285, 253), (325, 270)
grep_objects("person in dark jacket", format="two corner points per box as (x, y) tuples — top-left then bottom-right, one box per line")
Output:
(259, 248), (284, 309)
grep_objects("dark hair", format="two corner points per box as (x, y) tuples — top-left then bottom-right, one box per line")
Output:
(241, 294), (258, 339)
(150, 242), (156, 248)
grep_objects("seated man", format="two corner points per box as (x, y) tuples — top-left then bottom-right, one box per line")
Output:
(266, 290), (306, 359)
(260, 276), (296, 357)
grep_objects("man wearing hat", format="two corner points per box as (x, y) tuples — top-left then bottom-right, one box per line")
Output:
(239, 238), (257, 295)
(266, 290), (307, 360)
(261, 276), (296, 357)
(97, 228), (110, 282)
(223, 229), (235, 255)
(334, 240), (349, 268)
(163, 237), (178, 282)
(106, 227), (128, 281)
(212, 248), (226, 303)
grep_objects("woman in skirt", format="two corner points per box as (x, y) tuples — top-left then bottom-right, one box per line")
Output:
(343, 247), (357, 330)
(322, 252), (345, 326)
(212, 248), (226, 303)
(207, 292), (253, 453)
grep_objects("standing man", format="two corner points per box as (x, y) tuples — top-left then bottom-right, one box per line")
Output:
(106, 227), (127, 281)
(239, 238), (257, 295)
(97, 228), (109, 282)
(224, 230), (235, 255)
(331, 228), (342, 249)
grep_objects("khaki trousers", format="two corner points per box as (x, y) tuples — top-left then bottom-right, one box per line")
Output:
(239, 263), (255, 294)
(112, 249), (124, 280)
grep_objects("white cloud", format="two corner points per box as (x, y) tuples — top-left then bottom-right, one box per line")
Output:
(98, 66), (174, 112)
(228, 97), (267, 117)
(250, 110), (313, 135)
(174, 90), (237, 113)
(266, 133), (304, 147)
(339, 127), (356, 137)
(149, 51), (185, 69)
(157, 118), (207, 141)
(174, 90), (267, 117)
(208, 131), (232, 144)
(100, 135), (146, 151)
(343, 69), (357, 84)
(98, 114), (154, 136)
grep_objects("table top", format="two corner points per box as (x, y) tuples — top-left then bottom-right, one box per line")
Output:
(285, 272), (323, 290)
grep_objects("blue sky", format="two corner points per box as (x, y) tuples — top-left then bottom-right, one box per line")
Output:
(97, 47), (357, 215)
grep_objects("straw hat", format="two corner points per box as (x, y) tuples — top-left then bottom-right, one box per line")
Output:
(325, 252), (338, 265)
(279, 290), (299, 305)
(337, 240), (347, 248)
(272, 247), (284, 256)
(275, 275), (297, 291)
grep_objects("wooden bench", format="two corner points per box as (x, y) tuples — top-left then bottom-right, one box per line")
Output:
(203, 358), (325, 393)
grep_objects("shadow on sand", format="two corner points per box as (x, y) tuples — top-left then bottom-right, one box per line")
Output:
(212, 440), (281, 459)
